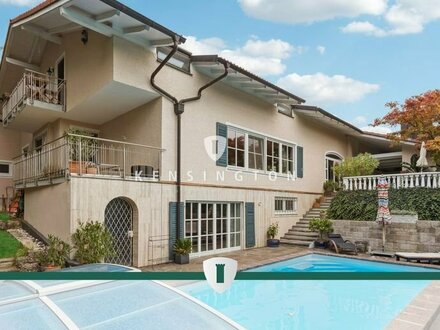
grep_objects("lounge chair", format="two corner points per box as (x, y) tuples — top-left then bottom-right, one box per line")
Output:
(395, 252), (440, 264)
(328, 234), (357, 255)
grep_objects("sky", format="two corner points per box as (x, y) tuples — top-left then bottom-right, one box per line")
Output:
(1, 0), (439, 133)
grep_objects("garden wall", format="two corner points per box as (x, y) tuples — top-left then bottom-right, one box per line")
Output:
(332, 220), (440, 252)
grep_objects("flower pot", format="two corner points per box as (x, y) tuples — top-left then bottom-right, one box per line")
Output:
(175, 254), (189, 264)
(86, 166), (98, 174)
(69, 160), (81, 174)
(267, 239), (280, 247)
(313, 202), (320, 208)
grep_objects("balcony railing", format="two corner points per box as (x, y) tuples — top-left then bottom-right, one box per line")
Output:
(13, 134), (164, 187)
(343, 172), (440, 191)
(2, 70), (66, 126)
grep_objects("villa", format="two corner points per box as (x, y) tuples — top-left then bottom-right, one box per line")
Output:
(0, 0), (437, 267)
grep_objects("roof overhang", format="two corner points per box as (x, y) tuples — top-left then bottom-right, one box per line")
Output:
(192, 55), (305, 108)
(0, 0), (185, 92)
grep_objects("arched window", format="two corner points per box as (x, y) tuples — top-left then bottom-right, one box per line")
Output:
(325, 152), (343, 181)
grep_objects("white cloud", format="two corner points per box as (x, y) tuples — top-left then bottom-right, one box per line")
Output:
(238, 0), (387, 24)
(0, 0), (38, 6)
(342, 0), (440, 37)
(353, 115), (367, 125)
(361, 125), (392, 134)
(277, 72), (379, 105)
(316, 45), (326, 55)
(182, 36), (304, 76)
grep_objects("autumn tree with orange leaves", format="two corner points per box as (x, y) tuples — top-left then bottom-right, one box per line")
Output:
(373, 89), (440, 166)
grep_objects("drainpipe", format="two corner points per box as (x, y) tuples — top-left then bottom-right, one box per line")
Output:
(150, 42), (229, 241)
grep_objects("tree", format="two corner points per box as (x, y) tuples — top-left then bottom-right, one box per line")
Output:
(373, 89), (440, 166)
(334, 153), (379, 178)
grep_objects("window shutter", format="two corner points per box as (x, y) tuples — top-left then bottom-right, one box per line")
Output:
(169, 202), (184, 260)
(297, 146), (304, 178)
(245, 202), (256, 248)
(216, 122), (227, 167)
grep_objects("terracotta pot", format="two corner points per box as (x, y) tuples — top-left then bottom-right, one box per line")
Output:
(313, 202), (320, 208)
(69, 160), (80, 174)
(42, 265), (61, 272)
(86, 166), (98, 174)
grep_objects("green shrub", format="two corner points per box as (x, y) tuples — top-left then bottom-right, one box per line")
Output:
(72, 221), (114, 264)
(327, 188), (440, 221)
(37, 235), (71, 268)
(334, 153), (379, 178)
(309, 218), (333, 240)
(173, 238), (192, 255)
(267, 222), (279, 239)
(323, 180), (338, 192)
(0, 212), (9, 221)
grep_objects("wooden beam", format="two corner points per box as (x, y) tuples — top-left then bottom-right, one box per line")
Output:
(60, 7), (149, 48)
(123, 25), (150, 34)
(150, 38), (174, 46)
(95, 9), (120, 22)
(21, 24), (62, 45)
(48, 22), (80, 34)
(6, 57), (39, 71)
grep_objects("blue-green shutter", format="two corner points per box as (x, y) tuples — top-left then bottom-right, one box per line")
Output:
(169, 202), (184, 260)
(245, 202), (255, 248)
(297, 146), (304, 178)
(216, 122), (227, 167)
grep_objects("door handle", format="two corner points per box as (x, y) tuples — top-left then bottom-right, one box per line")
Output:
(128, 230), (134, 238)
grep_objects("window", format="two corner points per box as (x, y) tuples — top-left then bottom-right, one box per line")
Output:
(0, 161), (12, 178)
(282, 145), (294, 174)
(275, 197), (297, 215)
(227, 128), (245, 168)
(157, 47), (191, 73)
(266, 140), (280, 172)
(185, 202), (242, 255)
(325, 152), (343, 181)
(248, 135), (263, 170)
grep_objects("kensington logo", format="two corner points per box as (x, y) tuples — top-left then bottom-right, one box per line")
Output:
(204, 135), (227, 162)
(203, 257), (238, 293)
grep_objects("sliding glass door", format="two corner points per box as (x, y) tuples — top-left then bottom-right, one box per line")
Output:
(185, 202), (242, 256)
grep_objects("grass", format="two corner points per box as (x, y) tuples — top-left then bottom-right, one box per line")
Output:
(0, 230), (22, 259)
(0, 212), (10, 222)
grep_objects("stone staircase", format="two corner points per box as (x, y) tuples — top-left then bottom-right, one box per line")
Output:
(280, 196), (333, 246)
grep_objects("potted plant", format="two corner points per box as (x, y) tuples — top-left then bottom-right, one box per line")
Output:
(267, 222), (280, 247)
(323, 180), (336, 196)
(66, 129), (98, 174)
(37, 235), (71, 271)
(72, 221), (114, 264)
(173, 238), (192, 264)
(309, 218), (333, 249)
(312, 198), (321, 208)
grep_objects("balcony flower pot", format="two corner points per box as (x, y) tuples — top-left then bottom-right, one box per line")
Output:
(69, 160), (81, 174)
(173, 238), (192, 265)
(174, 253), (189, 265)
(267, 238), (280, 247)
(267, 222), (280, 248)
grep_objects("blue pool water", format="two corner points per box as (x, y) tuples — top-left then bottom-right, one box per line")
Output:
(184, 254), (437, 330)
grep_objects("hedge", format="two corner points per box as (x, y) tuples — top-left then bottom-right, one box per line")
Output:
(327, 188), (440, 221)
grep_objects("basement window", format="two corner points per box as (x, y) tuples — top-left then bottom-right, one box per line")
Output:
(157, 47), (191, 73)
(0, 161), (12, 178)
(275, 197), (297, 215)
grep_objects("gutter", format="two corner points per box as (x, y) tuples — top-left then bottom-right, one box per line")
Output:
(150, 45), (229, 245)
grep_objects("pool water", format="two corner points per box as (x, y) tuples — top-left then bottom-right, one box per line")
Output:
(184, 254), (436, 330)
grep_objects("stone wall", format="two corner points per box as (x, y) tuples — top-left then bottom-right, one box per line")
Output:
(331, 220), (440, 252)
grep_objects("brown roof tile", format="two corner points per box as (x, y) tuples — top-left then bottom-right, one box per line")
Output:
(11, 0), (60, 24)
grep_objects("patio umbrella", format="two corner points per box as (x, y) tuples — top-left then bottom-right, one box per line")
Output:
(416, 142), (429, 171)
(376, 176), (392, 252)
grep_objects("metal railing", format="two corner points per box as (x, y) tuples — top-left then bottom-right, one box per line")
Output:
(13, 134), (164, 186)
(343, 172), (440, 190)
(2, 70), (66, 125)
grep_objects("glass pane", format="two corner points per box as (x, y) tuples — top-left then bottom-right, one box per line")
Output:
(273, 142), (279, 157)
(208, 220), (213, 234)
(228, 130), (236, 147)
(288, 161), (293, 173)
(230, 233), (236, 247)
(236, 218), (241, 231)
(282, 159), (288, 173)
(222, 234), (227, 249)
(231, 219), (235, 232)
(192, 238), (198, 253)
(273, 157), (279, 172)
(207, 236), (214, 251)
(192, 203), (198, 219)
(237, 150), (245, 167)
(185, 222), (191, 236)
(216, 220), (222, 233)
(216, 204), (222, 217)
(208, 204), (213, 218)
(216, 235), (222, 249)
(230, 204), (235, 217)
(222, 219), (227, 232)
(192, 221), (198, 235)
(236, 133), (245, 150)
(223, 204), (227, 216)
(201, 204), (207, 218)
(228, 148), (236, 166)
(201, 236), (207, 251)
(201, 220), (207, 234)
(267, 140), (272, 156)
(185, 203), (191, 219)
(236, 233), (241, 246)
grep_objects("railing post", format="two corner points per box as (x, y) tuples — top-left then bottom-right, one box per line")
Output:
(123, 144), (126, 179)
(79, 138), (82, 176)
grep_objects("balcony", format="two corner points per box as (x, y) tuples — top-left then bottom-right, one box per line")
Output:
(13, 134), (164, 189)
(1, 70), (66, 131)
(343, 172), (440, 191)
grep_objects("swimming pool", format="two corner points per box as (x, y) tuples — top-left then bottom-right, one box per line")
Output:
(184, 254), (436, 330)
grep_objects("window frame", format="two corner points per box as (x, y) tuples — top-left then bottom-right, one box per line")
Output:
(156, 47), (191, 74)
(274, 197), (298, 215)
(226, 124), (297, 177)
(0, 160), (13, 178)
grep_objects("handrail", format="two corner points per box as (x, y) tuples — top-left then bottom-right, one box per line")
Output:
(343, 172), (440, 190)
(66, 134), (166, 151)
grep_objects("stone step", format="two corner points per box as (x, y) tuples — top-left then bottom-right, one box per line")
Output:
(287, 231), (317, 237)
(290, 227), (313, 233)
(0, 266), (17, 272)
(297, 221), (311, 225)
(294, 223), (309, 228)
(280, 239), (312, 246)
(283, 234), (317, 241)
(0, 258), (14, 270)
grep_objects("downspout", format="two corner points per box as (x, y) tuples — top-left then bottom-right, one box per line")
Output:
(150, 42), (229, 242)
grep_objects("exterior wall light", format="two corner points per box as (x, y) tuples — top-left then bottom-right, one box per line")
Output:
(81, 29), (88, 45)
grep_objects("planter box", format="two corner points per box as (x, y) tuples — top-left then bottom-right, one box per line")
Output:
(391, 213), (418, 223)
(174, 254), (189, 264)
(267, 239), (280, 248)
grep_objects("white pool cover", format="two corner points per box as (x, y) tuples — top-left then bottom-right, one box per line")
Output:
(0, 265), (242, 330)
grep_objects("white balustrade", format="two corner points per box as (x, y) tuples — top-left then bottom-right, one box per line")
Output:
(343, 172), (440, 190)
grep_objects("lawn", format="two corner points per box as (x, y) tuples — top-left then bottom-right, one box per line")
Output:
(0, 212), (9, 221)
(0, 230), (22, 258)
